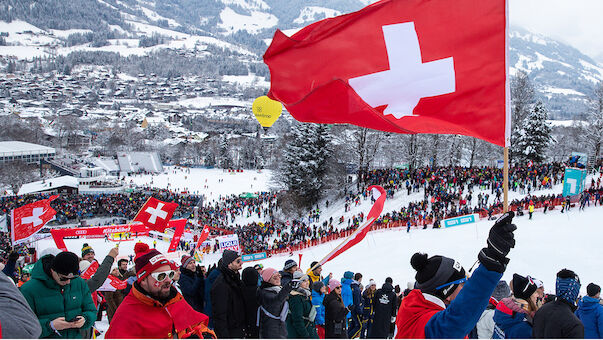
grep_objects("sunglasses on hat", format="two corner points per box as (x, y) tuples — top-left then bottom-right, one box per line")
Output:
(150, 270), (176, 282)
(58, 274), (79, 282)
(435, 277), (468, 291)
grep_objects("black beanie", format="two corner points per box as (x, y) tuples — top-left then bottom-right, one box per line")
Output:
(312, 281), (325, 294)
(587, 283), (601, 297)
(411, 252), (465, 299)
(51, 251), (80, 276)
(512, 274), (537, 301)
(222, 250), (239, 265)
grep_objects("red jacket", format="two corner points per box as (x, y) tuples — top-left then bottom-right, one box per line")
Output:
(105, 284), (211, 339)
(394, 290), (444, 339)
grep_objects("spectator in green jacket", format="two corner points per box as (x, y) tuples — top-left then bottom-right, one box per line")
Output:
(20, 251), (97, 339)
(286, 272), (319, 338)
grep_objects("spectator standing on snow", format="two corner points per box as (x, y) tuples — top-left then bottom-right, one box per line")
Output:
(105, 243), (213, 338)
(210, 250), (246, 338)
(281, 259), (298, 287)
(286, 272), (319, 338)
(312, 281), (327, 339)
(341, 271), (354, 323)
(532, 269), (584, 338)
(307, 261), (331, 288)
(361, 280), (377, 338)
(575, 283), (603, 338)
(178, 255), (205, 312)
(0, 271), (42, 338)
(368, 278), (397, 339)
(348, 273), (364, 338)
(473, 280), (511, 338)
(21, 251), (97, 339)
(394, 211), (517, 338)
(492, 274), (539, 339)
(241, 267), (260, 339)
(257, 267), (295, 338)
(324, 279), (350, 339)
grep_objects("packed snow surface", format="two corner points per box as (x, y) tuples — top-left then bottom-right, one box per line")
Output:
(124, 167), (272, 201)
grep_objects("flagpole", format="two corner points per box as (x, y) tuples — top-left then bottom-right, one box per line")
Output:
(311, 217), (375, 272)
(503, 147), (509, 212)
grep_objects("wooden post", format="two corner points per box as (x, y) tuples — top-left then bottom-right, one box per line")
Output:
(503, 147), (509, 212)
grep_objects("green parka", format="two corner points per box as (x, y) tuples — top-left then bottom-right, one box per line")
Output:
(20, 255), (97, 338)
(286, 289), (319, 339)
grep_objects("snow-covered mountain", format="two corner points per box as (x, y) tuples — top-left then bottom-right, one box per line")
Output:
(1, 0), (601, 119)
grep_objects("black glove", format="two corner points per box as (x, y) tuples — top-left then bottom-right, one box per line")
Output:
(8, 252), (19, 262)
(478, 211), (516, 273)
(291, 279), (301, 289)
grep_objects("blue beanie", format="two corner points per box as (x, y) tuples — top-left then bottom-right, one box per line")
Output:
(556, 269), (581, 305)
(343, 271), (354, 280)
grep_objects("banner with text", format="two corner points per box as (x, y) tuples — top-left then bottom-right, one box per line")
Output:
(217, 234), (240, 252)
(442, 214), (479, 228)
(242, 252), (267, 262)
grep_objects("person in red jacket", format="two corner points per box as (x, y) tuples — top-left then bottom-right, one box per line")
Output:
(395, 211), (517, 339)
(105, 243), (214, 339)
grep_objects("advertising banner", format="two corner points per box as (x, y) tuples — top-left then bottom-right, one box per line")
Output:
(442, 214), (479, 228)
(563, 168), (587, 197)
(242, 252), (267, 262)
(217, 234), (240, 252)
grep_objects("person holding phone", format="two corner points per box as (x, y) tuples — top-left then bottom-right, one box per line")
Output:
(20, 251), (97, 338)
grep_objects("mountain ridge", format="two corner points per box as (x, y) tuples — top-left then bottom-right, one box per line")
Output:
(1, 0), (602, 119)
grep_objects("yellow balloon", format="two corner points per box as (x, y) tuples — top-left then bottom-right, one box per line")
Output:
(253, 96), (283, 127)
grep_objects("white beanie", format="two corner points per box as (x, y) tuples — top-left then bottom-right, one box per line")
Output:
(79, 260), (92, 273)
(40, 247), (62, 258)
(369, 279), (376, 287)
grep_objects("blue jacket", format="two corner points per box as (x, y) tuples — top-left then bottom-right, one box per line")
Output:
(425, 265), (502, 338)
(312, 290), (326, 326)
(492, 298), (533, 339)
(350, 281), (363, 317)
(341, 278), (353, 319)
(576, 296), (603, 338)
(178, 267), (204, 312)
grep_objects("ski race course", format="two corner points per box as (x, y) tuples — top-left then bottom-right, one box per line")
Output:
(37, 167), (603, 299)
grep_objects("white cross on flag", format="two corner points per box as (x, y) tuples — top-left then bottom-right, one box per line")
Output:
(133, 197), (178, 232)
(11, 195), (58, 245)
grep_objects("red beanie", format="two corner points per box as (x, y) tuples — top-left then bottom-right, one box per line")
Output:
(134, 242), (170, 282)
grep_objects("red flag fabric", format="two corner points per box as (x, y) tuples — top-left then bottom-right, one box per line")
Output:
(133, 197), (178, 232)
(97, 275), (129, 292)
(195, 225), (211, 249)
(264, 0), (509, 147)
(168, 219), (187, 253)
(11, 195), (58, 245)
(81, 261), (100, 280)
(317, 185), (386, 267)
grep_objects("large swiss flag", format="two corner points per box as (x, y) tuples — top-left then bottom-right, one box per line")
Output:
(133, 197), (178, 232)
(264, 0), (509, 147)
(11, 195), (58, 245)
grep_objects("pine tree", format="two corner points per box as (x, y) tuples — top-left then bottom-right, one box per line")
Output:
(278, 123), (333, 209)
(512, 101), (553, 164)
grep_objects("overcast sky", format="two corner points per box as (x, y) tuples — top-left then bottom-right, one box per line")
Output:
(509, 0), (603, 64)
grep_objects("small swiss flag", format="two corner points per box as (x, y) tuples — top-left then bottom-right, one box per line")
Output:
(11, 195), (58, 245)
(133, 197), (178, 232)
(264, 0), (509, 147)
(195, 225), (211, 249)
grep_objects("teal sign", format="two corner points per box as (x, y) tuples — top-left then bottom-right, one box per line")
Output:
(242, 252), (267, 262)
(563, 168), (587, 197)
(443, 214), (478, 228)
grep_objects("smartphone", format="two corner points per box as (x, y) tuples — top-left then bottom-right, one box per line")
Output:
(67, 316), (82, 322)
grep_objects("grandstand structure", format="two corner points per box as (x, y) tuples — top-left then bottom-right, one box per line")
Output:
(0, 141), (56, 164)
